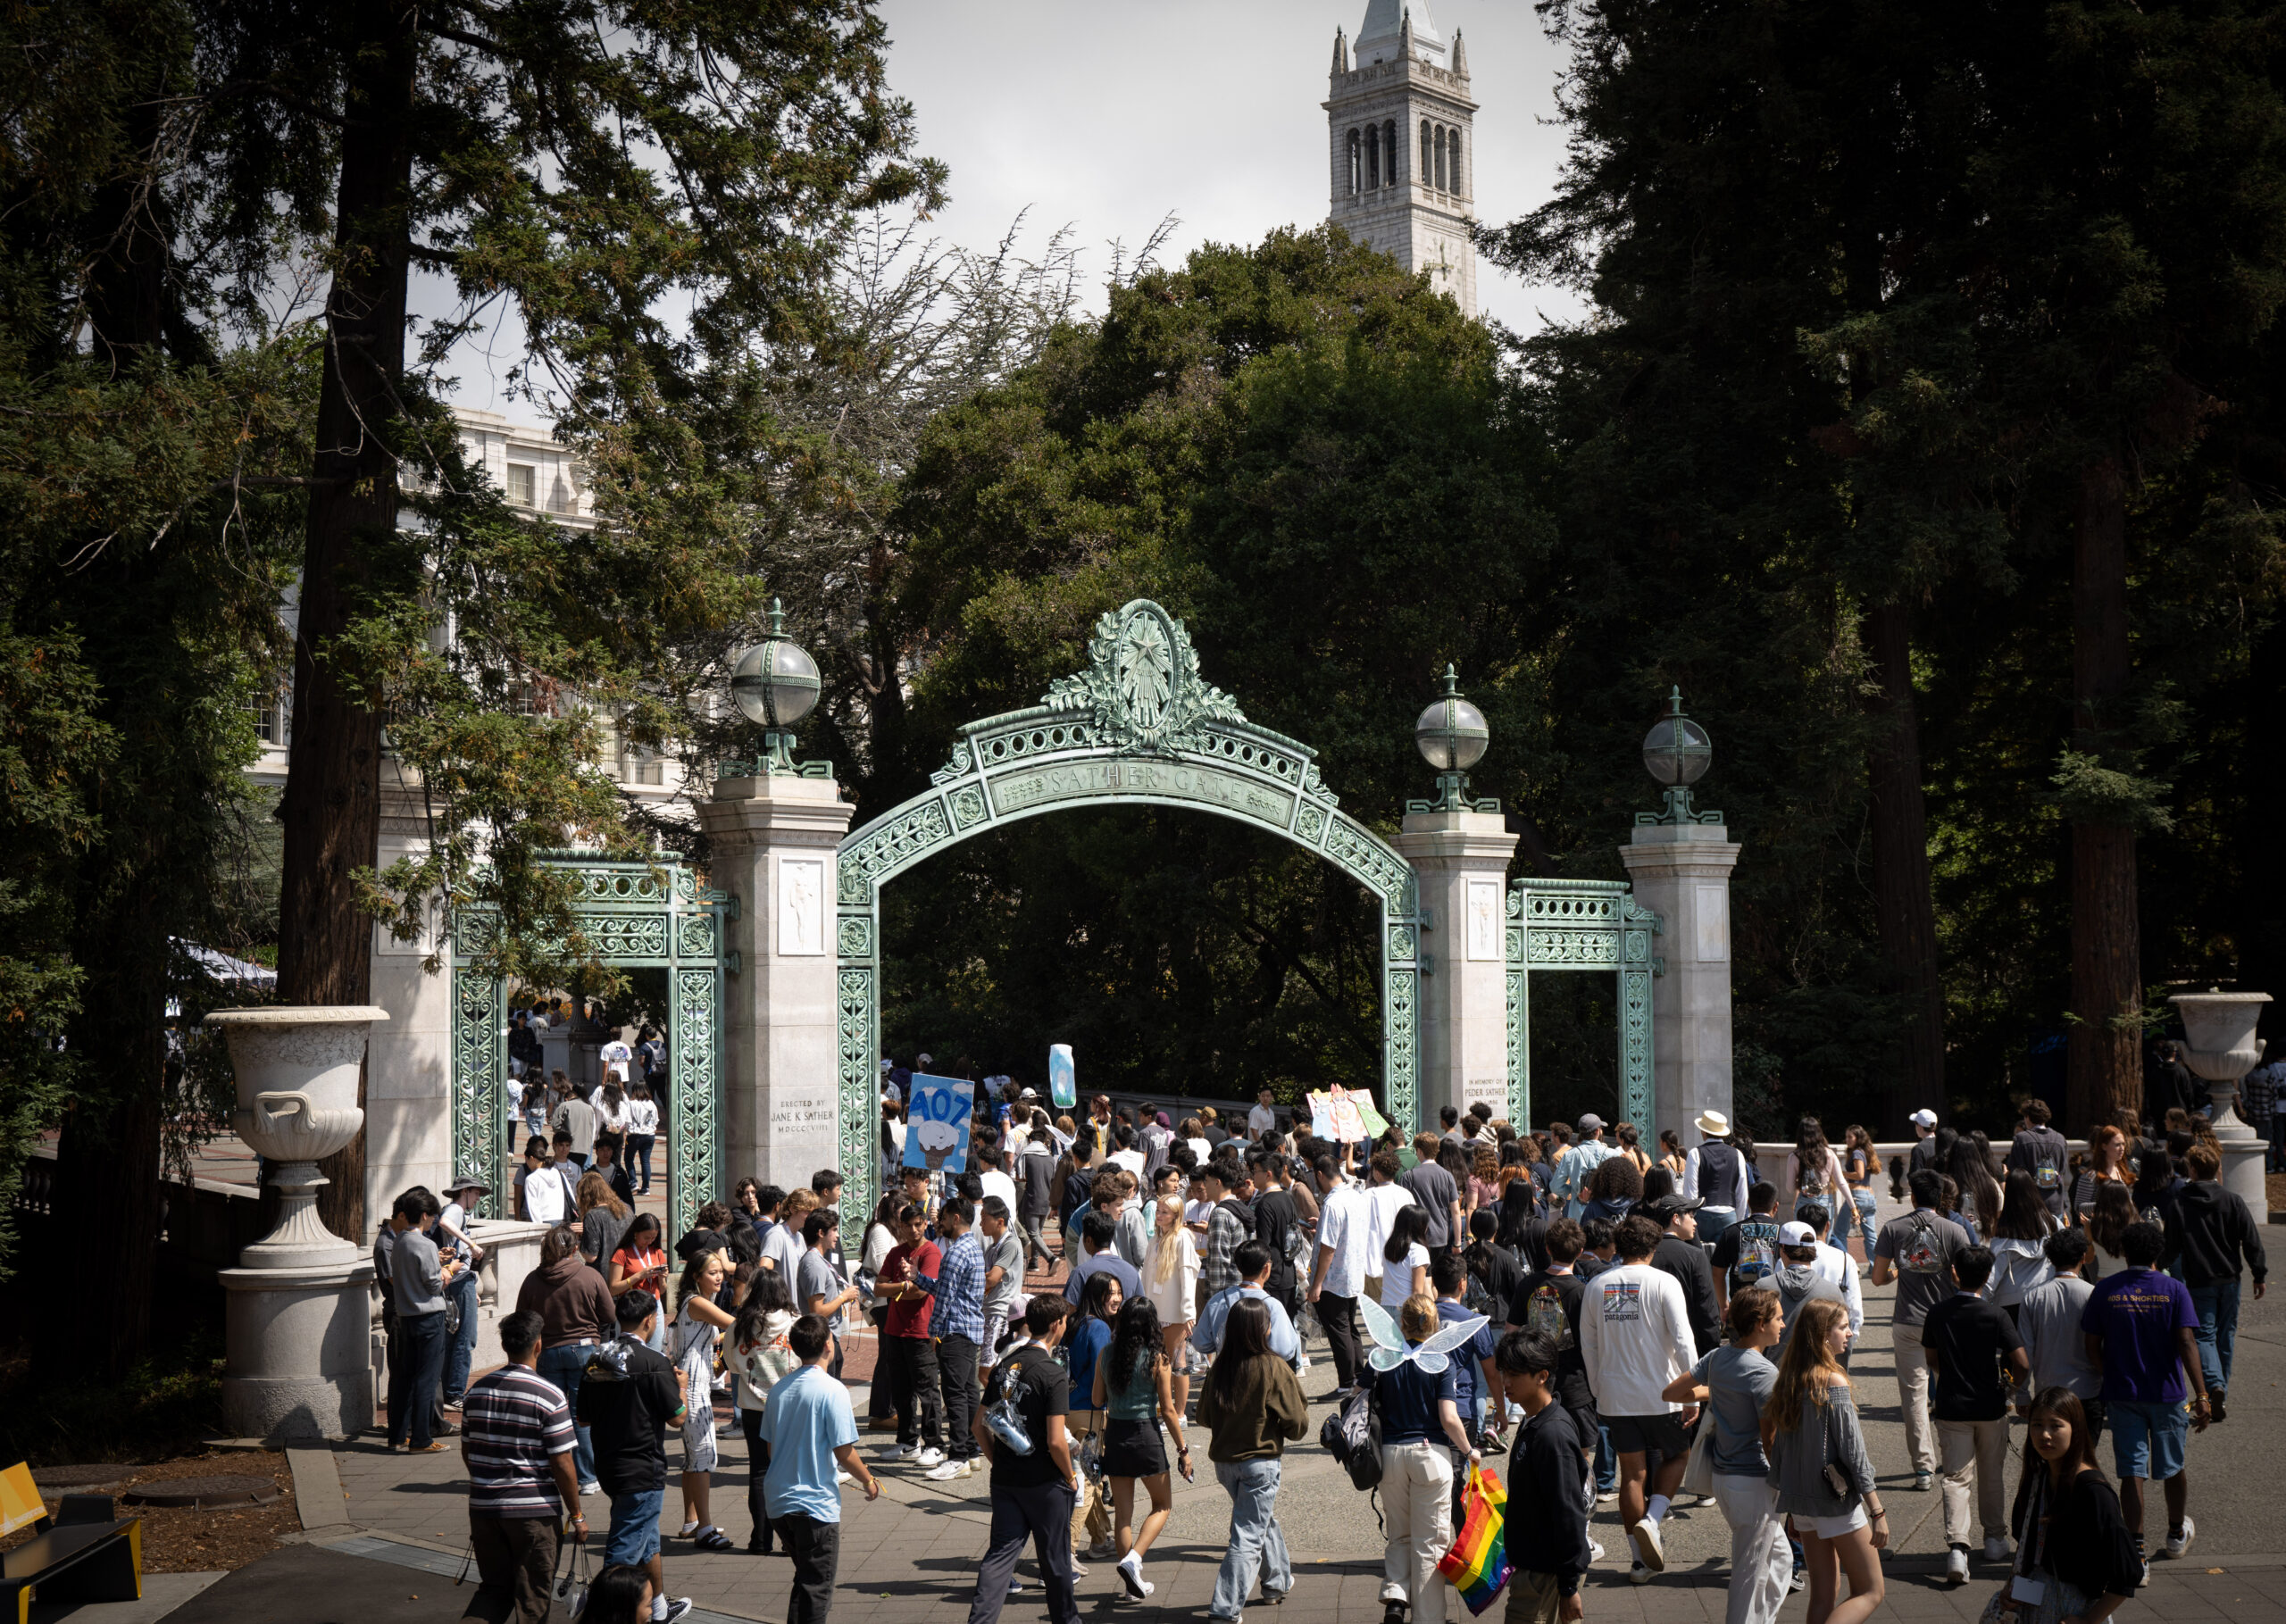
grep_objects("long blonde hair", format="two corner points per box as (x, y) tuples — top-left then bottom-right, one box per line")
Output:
(1765, 1298), (1851, 1432)
(1151, 1193), (1188, 1286)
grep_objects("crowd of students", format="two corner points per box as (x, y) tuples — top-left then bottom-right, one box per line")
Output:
(410, 1076), (2265, 1624)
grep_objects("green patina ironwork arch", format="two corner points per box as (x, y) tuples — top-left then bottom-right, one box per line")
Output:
(451, 858), (730, 1242)
(831, 601), (1421, 1228)
(1503, 879), (1659, 1132)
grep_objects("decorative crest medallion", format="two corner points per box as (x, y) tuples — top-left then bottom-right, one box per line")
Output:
(1039, 601), (1246, 755)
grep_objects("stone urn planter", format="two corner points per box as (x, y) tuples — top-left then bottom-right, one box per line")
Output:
(2169, 989), (2271, 1222)
(206, 1005), (390, 1268)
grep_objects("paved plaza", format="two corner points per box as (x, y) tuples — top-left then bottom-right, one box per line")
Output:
(286, 1190), (2286, 1624)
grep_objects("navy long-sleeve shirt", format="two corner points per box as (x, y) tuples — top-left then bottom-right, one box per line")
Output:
(1506, 1401), (1593, 1595)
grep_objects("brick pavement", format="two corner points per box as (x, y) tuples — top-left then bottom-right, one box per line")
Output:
(330, 1199), (2286, 1623)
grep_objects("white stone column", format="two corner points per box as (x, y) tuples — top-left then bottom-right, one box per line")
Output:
(365, 773), (455, 1228)
(1620, 822), (1741, 1137)
(1394, 809), (1518, 1128)
(697, 773), (855, 1189)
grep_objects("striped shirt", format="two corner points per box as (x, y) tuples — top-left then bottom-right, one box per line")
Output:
(463, 1364), (576, 1518)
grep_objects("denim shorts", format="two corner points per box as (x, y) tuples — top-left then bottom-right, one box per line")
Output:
(604, 1485), (664, 1566)
(2109, 1399), (2189, 1481)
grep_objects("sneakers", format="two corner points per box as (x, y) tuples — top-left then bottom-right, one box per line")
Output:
(660, 1601), (695, 1624)
(1594, 1488), (1619, 1506)
(925, 1458), (972, 1481)
(579, 1480), (599, 1496)
(1945, 1546), (1970, 1585)
(1914, 1469), (1934, 1492)
(914, 1446), (947, 1468)
(2165, 1518), (2195, 1560)
(1983, 1536), (2011, 1564)
(1118, 1553), (1152, 1600)
(878, 1442), (915, 1461)
(2210, 1395), (2228, 1423)
(1628, 1561), (1652, 1586)
(1788, 1566), (1806, 1593)
(835, 1469), (853, 1485)
(1630, 1519), (1664, 1571)
(1586, 1539), (1605, 1563)
(1086, 1538), (1118, 1562)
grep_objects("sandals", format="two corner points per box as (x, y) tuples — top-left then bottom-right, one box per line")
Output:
(693, 1528), (736, 1553)
(676, 1520), (701, 1539)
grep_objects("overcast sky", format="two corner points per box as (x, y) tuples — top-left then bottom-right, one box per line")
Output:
(435, 0), (1587, 415)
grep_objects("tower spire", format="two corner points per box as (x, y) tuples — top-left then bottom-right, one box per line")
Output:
(1451, 29), (1468, 77)
(1331, 25), (1350, 72)
(1398, 12), (1414, 60)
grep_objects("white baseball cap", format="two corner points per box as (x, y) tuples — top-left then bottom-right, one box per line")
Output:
(1908, 1108), (1939, 1128)
(1779, 1220), (1819, 1246)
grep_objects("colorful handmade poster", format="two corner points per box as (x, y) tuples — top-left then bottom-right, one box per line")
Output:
(902, 1073), (975, 1174)
(1048, 1045), (1077, 1110)
(1308, 1090), (1338, 1140)
(1327, 1086), (1365, 1143)
(1353, 1090), (1390, 1140)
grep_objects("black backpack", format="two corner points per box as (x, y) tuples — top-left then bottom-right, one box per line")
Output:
(1319, 1383), (1383, 1492)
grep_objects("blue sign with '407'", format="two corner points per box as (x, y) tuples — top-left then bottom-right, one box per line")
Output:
(901, 1074), (974, 1176)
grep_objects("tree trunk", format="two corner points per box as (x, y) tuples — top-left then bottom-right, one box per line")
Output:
(275, 1), (417, 1246)
(1864, 600), (1946, 1127)
(2066, 455), (2142, 1133)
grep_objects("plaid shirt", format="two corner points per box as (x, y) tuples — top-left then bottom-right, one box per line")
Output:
(915, 1229), (986, 1344)
(1201, 1202), (1247, 1296)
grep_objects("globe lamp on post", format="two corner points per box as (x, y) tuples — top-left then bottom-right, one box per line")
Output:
(1411, 665), (1492, 813)
(1638, 686), (1719, 825)
(730, 598), (822, 775)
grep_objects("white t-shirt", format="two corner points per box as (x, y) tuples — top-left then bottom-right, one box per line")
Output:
(599, 1039), (632, 1079)
(980, 1169), (1020, 1223)
(1314, 1182), (1375, 1300)
(1811, 1243), (1865, 1331)
(1378, 1243), (1431, 1311)
(1109, 1148), (1146, 1180)
(1579, 1262), (1697, 1418)
(1363, 1183), (1417, 1269)
(762, 1221), (805, 1281)
(1185, 1137), (1213, 1163)
(1184, 1197), (1215, 1234)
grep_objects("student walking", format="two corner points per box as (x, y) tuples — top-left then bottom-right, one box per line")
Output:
(726, 1271), (799, 1554)
(1922, 1246), (2030, 1581)
(1143, 1193), (1201, 1418)
(1760, 1298), (1888, 1624)
(1987, 1171), (2062, 1320)
(2080, 1220), (2210, 1571)
(669, 1247), (738, 1550)
(2161, 1141), (2267, 1419)
(1871, 1169), (1973, 1491)
(578, 1291), (695, 1624)
(2015, 1228), (2106, 1438)
(873, 1203), (947, 1466)
(1307, 1153), (1373, 1397)
(758, 1314), (881, 1624)
(2006, 1099), (2074, 1222)
(456, 1307), (583, 1624)
(965, 1298), (1084, 1624)
(1578, 1215), (1697, 1583)
(914, 1197), (989, 1483)
(1195, 1298), (1309, 1620)
(1371, 1294), (1482, 1624)
(1492, 1329), (1593, 1624)
(1664, 1288), (1789, 1624)
(1065, 1270), (1122, 1561)
(1092, 1295), (1189, 1602)
(2007, 1387), (2144, 1624)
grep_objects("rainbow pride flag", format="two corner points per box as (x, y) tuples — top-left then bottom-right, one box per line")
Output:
(1437, 1463), (1513, 1614)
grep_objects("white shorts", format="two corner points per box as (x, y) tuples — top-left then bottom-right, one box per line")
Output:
(1802, 1504), (1867, 1539)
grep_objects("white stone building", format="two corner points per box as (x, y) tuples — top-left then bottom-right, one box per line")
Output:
(1324, 0), (1479, 315)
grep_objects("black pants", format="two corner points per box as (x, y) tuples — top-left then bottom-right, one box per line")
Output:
(388, 1309), (448, 1448)
(380, 1304), (451, 1445)
(777, 1511), (839, 1624)
(939, 1335), (980, 1462)
(966, 1479), (1080, 1624)
(459, 1512), (560, 1624)
(740, 1406), (775, 1553)
(886, 1335), (944, 1449)
(1318, 1293), (1363, 1392)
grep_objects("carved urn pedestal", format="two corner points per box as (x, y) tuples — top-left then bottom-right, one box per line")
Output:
(2171, 990), (2272, 1225)
(208, 1005), (390, 1441)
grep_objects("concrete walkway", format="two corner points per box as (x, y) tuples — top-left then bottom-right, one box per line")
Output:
(311, 1190), (2286, 1624)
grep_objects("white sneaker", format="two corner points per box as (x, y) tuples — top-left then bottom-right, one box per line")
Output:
(1586, 1539), (1606, 1562)
(579, 1480), (599, 1496)
(1595, 1489), (1619, 1506)
(876, 1443), (914, 1461)
(1630, 1519), (1664, 1571)
(925, 1458), (971, 1481)
(836, 1469), (853, 1485)
(1628, 1561), (1652, 1586)
(1118, 1553), (1149, 1600)
(914, 1446), (947, 1468)
(1945, 1546), (1970, 1585)
(1983, 1536), (2011, 1564)
(2165, 1518), (2195, 1560)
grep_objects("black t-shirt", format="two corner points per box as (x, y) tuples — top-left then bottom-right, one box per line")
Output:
(1713, 1214), (1783, 1293)
(1923, 1293), (2023, 1422)
(986, 1345), (1071, 1490)
(1653, 1234), (1722, 1355)
(1251, 1188), (1300, 1302)
(1467, 1241), (1524, 1325)
(1509, 1268), (1592, 1410)
(577, 1337), (682, 1495)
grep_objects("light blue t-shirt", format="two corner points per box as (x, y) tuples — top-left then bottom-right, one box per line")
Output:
(758, 1364), (857, 1523)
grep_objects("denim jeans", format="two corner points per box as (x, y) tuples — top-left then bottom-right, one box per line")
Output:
(1697, 1206), (1737, 1253)
(1595, 1423), (1616, 1495)
(1210, 1458), (1292, 1619)
(388, 1309), (446, 1449)
(1850, 1188), (1879, 1253)
(627, 1133), (655, 1191)
(537, 1342), (598, 1484)
(441, 1269), (480, 1404)
(2190, 1278), (2242, 1396)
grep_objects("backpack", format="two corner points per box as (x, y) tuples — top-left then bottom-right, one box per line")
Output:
(1730, 1219), (1781, 1292)
(1523, 1278), (1573, 1350)
(1319, 1383), (1384, 1492)
(1896, 1212), (1947, 1274)
(1798, 1153), (1828, 1196)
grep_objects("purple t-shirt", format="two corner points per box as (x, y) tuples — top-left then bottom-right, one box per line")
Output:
(2080, 1267), (2198, 1404)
